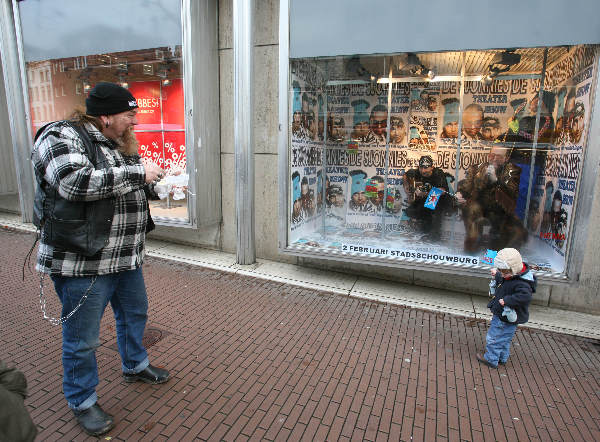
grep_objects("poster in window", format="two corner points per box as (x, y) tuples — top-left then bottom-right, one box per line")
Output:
(128, 81), (161, 130)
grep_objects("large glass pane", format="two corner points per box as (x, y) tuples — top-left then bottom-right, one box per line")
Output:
(287, 45), (600, 276)
(19, 0), (188, 222)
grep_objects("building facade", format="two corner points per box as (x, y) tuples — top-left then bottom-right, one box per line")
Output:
(1, 0), (599, 312)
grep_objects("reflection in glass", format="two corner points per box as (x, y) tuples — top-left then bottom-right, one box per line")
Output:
(288, 45), (599, 275)
(19, 0), (187, 222)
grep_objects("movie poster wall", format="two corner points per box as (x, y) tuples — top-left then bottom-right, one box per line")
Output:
(288, 46), (597, 274)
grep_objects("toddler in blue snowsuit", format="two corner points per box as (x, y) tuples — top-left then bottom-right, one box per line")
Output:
(477, 248), (536, 368)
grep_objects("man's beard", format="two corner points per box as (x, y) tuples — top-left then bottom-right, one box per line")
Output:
(117, 127), (140, 156)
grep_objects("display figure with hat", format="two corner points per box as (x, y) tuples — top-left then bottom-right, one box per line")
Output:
(348, 169), (375, 213)
(408, 125), (423, 148)
(366, 175), (386, 211)
(462, 103), (485, 141)
(350, 99), (371, 142)
(317, 95), (325, 141)
(477, 248), (535, 369)
(363, 104), (388, 145)
(540, 180), (554, 234)
(440, 98), (460, 140)
(291, 171), (303, 223)
(549, 190), (568, 249)
(456, 145), (527, 252)
(326, 182), (345, 212)
(291, 84), (309, 140)
(481, 116), (501, 142)
(327, 114), (347, 143)
(570, 101), (586, 145)
(553, 86), (568, 142)
(316, 170), (323, 211)
(300, 175), (315, 217)
(31, 82), (168, 436)
(389, 116), (407, 145)
(403, 155), (452, 241)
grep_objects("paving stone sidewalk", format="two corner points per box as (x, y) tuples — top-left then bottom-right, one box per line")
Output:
(1, 227), (600, 441)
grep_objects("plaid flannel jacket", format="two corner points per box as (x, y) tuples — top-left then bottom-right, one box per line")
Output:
(31, 121), (148, 276)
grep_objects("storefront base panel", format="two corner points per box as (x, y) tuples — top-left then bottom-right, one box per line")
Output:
(298, 253), (555, 308)
(149, 223), (222, 250)
(0, 194), (21, 214)
(548, 284), (600, 314)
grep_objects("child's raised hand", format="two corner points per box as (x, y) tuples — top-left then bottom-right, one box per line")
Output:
(490, 268), (497, 277)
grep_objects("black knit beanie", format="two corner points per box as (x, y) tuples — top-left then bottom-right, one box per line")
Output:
(86, 82), (138, 116)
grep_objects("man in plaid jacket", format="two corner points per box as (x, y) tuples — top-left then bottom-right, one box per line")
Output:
(31, 82), (168, 436)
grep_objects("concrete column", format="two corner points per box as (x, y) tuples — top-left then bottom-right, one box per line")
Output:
(233, 0), (256, 264)
(0, 0), (34, 221)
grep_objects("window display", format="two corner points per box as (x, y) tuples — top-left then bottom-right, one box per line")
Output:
(19, 0), (188, 222)
(287, 45), (598, 276)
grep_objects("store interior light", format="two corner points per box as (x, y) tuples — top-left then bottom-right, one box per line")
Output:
(427, 69), (436, 80)
(83, 82), (92, 93)
(162, 78), (172, 86)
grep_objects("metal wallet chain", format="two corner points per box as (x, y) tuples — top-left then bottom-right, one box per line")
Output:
(39, 273), (97, 326)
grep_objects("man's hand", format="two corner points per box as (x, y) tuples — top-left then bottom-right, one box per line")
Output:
(455, 191), (466, 206)
(143, 160), (165, 184)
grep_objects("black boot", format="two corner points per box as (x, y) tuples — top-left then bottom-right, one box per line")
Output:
(123, 364), (170, 384)
(73, 403), (114, 436)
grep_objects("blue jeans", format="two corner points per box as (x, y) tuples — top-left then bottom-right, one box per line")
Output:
(51, 267), (149, 411)
(484, 315), (518, 367)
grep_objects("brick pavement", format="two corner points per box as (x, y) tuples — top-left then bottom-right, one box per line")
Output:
(1, 227), (600, 441)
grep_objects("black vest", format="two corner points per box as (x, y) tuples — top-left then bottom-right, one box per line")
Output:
(33, 122), (117, 257)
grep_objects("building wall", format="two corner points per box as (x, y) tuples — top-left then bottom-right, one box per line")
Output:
(4, 1), (596, 312)
(0, 56), (20, 212)
(217, 0), (295, 263)
(214, 0), (600, 313)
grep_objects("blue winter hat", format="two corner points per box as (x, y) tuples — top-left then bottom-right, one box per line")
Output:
(351, 99), (370, 127)
(441, 98), (459, 127)
(349, 170), (367, 195)
(292, 172), (301, 201)
(292, 81), (302, 114)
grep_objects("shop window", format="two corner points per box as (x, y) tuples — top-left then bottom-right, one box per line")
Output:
(18, 0), (189, 223)
(287, 45), (599, 276)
